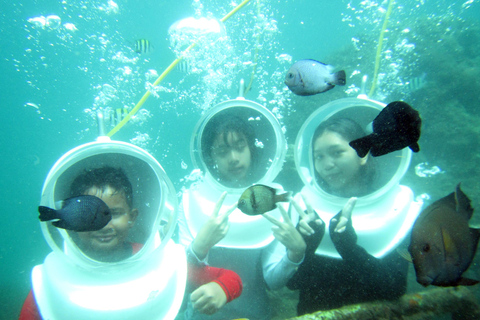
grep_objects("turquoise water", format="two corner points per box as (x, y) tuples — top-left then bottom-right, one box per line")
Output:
(1, 0), (480, 319)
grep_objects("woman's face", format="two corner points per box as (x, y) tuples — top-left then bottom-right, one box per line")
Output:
(313, 131), (367, 194)
(210, 131), (252, 184)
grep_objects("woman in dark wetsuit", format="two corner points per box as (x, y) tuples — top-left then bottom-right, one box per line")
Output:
(287, 118), (409, 315)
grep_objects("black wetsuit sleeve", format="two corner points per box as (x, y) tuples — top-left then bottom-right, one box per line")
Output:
(329, 211), (408, 297)
(301, 210), (325, 257)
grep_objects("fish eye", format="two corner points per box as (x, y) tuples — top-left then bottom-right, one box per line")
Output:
(239, 199), (246, 206)
(422, 244), (430, 253)
(288, 73), (294, 79)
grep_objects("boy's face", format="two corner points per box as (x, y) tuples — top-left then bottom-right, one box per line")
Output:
(76, 185), (137, 255)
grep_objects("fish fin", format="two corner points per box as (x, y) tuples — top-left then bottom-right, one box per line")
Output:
(349, 134), (375, 158)
(323, 83), (335, 92)
(306, 59), (327, 66)
(409, 142), (420, 153)
(456, 277), (480, 286)
(454, 183), (474, 220)
(441, 227), (457, 259)
(396, 247), (413, 262)
(275, 191), (292, 203)
(469, 227), (480, 250)
(38, 206), (58, 221)
(332, 70), (346, 86)
(52, 220), (68, 229)
(256, 184), (279, 195)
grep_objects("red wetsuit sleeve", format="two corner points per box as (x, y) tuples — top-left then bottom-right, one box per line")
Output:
(18, 290), (41, 320)
(131, 242), (143, 254)
(187, 264), (243, 302)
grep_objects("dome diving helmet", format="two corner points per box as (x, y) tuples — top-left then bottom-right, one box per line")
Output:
(32, 137), (186, 320)
(295, 98), (422, 258)
(184, 96), (287, 248)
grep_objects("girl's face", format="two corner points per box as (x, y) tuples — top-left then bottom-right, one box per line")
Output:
(313, 131), (367, 194)
(210, 131), (252, 185)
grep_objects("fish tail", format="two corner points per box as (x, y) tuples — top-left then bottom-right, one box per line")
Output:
(275, 191), (292, 203)
(409, 142), (420, 153)
(333, 70), (346, 86)
(38, 206), (58, 221)
(349, 135), (374, 158)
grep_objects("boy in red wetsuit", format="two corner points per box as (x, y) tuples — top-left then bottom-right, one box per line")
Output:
(19, 167), (242, 319)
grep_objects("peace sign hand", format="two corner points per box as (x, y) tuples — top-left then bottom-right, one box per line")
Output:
(192, 192), (237, 260)
(296, 194), (323, 236)
(263, 203), (306, 263)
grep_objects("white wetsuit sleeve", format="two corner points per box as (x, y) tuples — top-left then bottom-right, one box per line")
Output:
(262, 239), (304, 290)
(178, 199), (208, 265)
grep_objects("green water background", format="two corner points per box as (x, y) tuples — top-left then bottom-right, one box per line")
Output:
(1, 0), (480, 319)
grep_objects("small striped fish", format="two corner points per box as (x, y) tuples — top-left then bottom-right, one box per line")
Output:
(134, 39), (152, 54)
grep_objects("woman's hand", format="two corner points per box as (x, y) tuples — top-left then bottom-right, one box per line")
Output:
(329, 197), (358, 257)
(263, 202), (306, 263)
(191, 282), (227, 315)
(331, 197), (357, 233)
(192, 192), (237, 259)
(295, 194), (323, 236)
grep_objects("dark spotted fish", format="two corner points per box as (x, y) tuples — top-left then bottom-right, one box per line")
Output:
(349, 101), (421, 157)
(38, 195), (112, 232)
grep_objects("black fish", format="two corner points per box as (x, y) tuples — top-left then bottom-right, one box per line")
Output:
(408, 184), (480, 287)
(238, 185), (291, 216)
(349, 101), (421, 157)
(38, 195), (112, 232)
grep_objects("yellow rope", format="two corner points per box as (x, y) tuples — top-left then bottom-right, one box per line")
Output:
(244, 0), (261, 96)
(220, 0), (252, 23)
(107, 0), (252, 137)
(368, 0), (395, 98)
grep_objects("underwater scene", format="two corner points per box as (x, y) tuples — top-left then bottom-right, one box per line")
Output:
(1, 0), (480, 319)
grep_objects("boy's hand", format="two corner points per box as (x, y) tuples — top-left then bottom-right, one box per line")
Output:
(191, 282), (227, 315)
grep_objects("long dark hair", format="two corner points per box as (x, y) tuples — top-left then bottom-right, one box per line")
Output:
(201, 111), (258, 186)
(312, 117), (376, 197)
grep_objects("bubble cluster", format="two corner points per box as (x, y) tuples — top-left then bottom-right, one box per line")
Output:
(339, 0), (478, 101)
(415, 162), (445, 178)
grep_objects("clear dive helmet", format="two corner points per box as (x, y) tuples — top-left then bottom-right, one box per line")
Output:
(295, 97), (422, 258)
(33, 136), (186, 320)
(190, 97), (286, 193)
(295, 97), (411, 203)
(184, 88), (287, 248)
(39, 139), (178, 268)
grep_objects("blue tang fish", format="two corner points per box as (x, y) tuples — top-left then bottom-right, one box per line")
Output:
(38, 195), (112, 232)
(285, 59), (346, 96)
